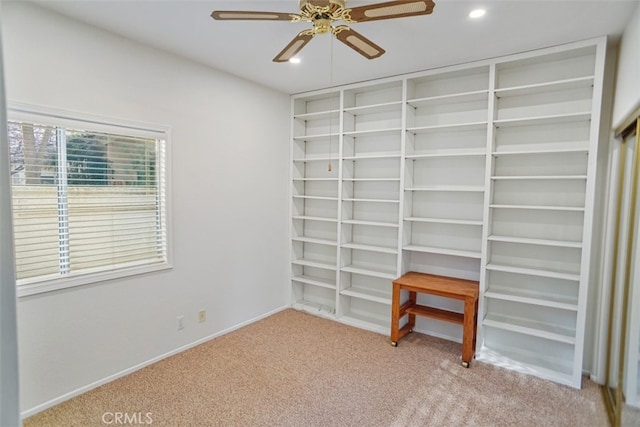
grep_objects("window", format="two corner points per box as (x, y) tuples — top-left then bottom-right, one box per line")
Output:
(8, 104), (171, 296)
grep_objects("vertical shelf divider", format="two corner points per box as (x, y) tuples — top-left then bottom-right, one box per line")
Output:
(478, 63), (497, 354)
(397, 78), (408, 276)
(335, 89), (344, 318)
(572, 38), (608, 387)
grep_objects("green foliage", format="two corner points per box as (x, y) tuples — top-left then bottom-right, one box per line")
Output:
(65, 135), (111, 186)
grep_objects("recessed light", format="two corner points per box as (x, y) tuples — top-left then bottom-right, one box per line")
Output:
(469, 9), (486, 18)
(289, 57), (301, 64)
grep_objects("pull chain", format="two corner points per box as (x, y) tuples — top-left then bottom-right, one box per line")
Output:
(328, 33), (334, 173)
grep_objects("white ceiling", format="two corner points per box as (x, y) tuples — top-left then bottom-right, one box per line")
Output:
(32, 0), (639, 94)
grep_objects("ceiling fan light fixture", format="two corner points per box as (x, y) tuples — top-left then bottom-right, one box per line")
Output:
(289, 57), (302, 63)
(314, 18), (332, 33)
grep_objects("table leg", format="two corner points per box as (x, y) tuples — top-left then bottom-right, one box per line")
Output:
(390, 282), (400, 346)
(472, 299), (478, 352)
(462, 296), (476, 367)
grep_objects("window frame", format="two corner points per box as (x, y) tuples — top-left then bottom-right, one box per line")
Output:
(8, 102), (173, 297)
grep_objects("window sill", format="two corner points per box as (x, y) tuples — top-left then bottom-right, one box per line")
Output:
(16, 262), (173, 298)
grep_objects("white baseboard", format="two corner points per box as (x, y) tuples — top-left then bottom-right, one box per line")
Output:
(589, 372), (604, 385)
(21, 305), (289, 419)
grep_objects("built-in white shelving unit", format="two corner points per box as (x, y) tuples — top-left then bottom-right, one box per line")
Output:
(291, 91), (341, 317)
(338, 81), (403, 331)
(290, 38), (606, 388)
(480, 43), (604, 388)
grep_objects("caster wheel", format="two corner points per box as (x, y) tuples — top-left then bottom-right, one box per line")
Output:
(462, 361), (470, 368)
(390, 341), (398, 347)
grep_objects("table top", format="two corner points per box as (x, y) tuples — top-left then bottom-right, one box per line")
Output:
(393, 271), (479, 298)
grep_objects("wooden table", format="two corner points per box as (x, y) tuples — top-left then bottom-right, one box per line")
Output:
(391, 272), (480, 368)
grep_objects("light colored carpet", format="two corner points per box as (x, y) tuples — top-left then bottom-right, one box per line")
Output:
(24, 309), (609, 426)
(623, 404), (640, 426)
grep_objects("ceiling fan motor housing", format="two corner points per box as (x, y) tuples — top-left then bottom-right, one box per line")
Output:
(299, 0), (347, 10)
(299, 0), (351, 33)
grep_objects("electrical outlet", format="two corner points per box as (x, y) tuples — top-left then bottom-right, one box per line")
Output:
(198, 309), (206, 323)
(177, 315), (184, 330)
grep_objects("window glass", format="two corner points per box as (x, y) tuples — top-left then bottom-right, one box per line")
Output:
(8, 111), (170, 295)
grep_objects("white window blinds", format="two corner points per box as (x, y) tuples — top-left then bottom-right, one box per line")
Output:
(8, 108), (170, 296)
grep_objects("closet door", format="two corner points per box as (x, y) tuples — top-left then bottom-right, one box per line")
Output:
(291, 92), (341, 316)
(480, 42), (605, 388)
(601, 112), (640, 426)
(618, 117), (640, 416)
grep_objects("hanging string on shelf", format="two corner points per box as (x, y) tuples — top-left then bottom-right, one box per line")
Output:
(328, 32), (335, 173)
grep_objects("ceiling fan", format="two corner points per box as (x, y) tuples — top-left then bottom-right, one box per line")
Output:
(211, 0), (435, 62)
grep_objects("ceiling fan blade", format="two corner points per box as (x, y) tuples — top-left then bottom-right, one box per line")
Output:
(211, 11), (300, 21)
(334, 27), (385, 60)
(273, 32), (315, 62)
(347, 0), (435, 22)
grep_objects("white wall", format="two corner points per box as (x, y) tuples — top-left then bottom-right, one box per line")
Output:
(1, 2), (290, 415)
(0, 4), (21, 425)
(613, 2), (640, 127)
